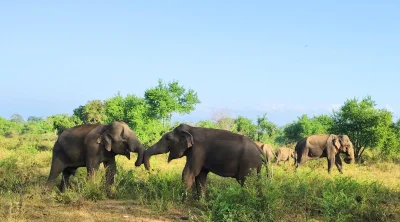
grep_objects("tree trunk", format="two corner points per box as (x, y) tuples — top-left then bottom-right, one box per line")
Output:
(358, 147), (366, 160)
(354, 146), (364, 163)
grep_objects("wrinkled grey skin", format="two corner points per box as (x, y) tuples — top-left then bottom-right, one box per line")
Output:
(255, 142), (275, 163)
(295, 134), (355, 174)
(142, 124), (265, 198)
(46, 121), (145, 192)
(275, 147), (296, 165)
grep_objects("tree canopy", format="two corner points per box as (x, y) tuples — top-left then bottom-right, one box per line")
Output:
(0, 81), (399, 161)
(331, 96), (398, 160)
(283, 114), (333, 144)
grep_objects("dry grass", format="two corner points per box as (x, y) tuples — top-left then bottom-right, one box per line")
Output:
(1, 198), (187, 222)
(1, 134), (400, 221)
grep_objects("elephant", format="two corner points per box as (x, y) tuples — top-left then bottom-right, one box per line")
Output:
(46, 121), (145, 192)
(142, 123), (266, 198)
(294, 134), (355, 174)
(254, 141), (276, 163)
(275, 147), (296, 165)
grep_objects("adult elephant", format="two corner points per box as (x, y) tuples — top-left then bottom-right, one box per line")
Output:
(254, 141), (275, 163)
(294, 134), (355, 174)
(46, 121), (145, 192)
(142, 123), (266, 198)
(275, 147), (296, 165)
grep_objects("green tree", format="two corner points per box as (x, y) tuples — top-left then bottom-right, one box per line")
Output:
(47, 114), (82, 135)
(0, 116), (22, 136)
(21, 119), (53, 134)
(144, 79), (200, 124)
(104, 92), (125, 123)
(123, 94), (170, 147)
(256, 113), (278, 143)
(233, 116), (257, 140)
(196, 120), (217, 129)
(10, 114), (24, 124)
(215, 117), (235, 130)
(283, 114), (333, 144)
(73, 100), (106, 124)
(331, 96), (397, 160)
(27, 116), (44, 122)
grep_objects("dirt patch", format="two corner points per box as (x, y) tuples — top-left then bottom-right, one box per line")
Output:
(2, 199), (191, 222)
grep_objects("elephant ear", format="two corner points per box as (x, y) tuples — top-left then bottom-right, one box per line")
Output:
(181, 130), (194, 148)
(331, 136), (341, 152)
(102, 134), (112, 151)
(96, 128), (113, 152)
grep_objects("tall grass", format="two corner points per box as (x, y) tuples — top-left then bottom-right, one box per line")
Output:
(0, 134), (399, 221)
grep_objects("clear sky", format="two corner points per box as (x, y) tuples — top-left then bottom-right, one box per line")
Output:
(1, 1), (399, 126)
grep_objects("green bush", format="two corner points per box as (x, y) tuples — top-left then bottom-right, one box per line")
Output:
(199, 169), (400, 222)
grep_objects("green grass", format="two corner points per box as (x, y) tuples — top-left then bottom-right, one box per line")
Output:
(0, 134), (399, 221)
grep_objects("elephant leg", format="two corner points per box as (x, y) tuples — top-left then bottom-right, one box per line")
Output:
(335, 154), (343, 174)
(59, 167), (77, 192)
(47, 157), (65, 189)
(236, 166), (251, 186)
(327, 157), (335, 174)
(103, 158), (117, 186)
(195, 168), (209, 199)
(86, 158), (100, 180)
(295, 149), (307, 170)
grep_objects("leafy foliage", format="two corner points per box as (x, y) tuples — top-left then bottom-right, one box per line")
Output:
(196, 120), (217, 129)
(233, 116), (258, 140)
(144, 79), (200, 123)
(283, 114), (333, 144)
(256, 113), (278, 143)
(0, 82), (399, 160)
(47, 114), (83, 135)
(331, 96), (398, 160)
(73, 100), (107, 124)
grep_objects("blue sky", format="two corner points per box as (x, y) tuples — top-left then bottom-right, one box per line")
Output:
(1, 1), (399, 126)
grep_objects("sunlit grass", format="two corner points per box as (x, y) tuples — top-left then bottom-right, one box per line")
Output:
(1, 134), (399, 221)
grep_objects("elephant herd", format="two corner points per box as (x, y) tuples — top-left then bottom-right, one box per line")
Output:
(46, 121), (355, 197)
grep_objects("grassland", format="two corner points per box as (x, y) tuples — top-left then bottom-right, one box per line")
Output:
(1, 133), (399, 222)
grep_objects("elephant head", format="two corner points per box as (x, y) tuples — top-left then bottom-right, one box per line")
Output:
(338, 134), (355, 164)
(96, 121), (145, 166)
(290, 149), (296, 161)
(143, 124), (194, 170)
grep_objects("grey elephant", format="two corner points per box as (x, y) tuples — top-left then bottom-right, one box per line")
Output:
(46, 121), (145, 192)
(142, 123), (266, 198)
(255, 141), (276, 163)
(275, 147), (296, 165)
(295, 134), (355, 174)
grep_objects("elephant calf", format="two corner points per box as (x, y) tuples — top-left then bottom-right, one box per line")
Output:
(46, 121), (145, 192)
(254, 141), (276, 163)
(275, 147), (296, 165)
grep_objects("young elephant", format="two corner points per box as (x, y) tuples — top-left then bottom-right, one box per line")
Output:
(254, 141), (276, 163)
(295, 134), (355, 174)
(142, 124), (266, 198)
(46, 121), (145, 192)
(275, 147), (296, 165)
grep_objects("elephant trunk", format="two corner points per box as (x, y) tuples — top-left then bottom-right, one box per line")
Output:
(344, 143), (355, 164)
(143, 144), (169, 170)
(134, 143), (145, 167)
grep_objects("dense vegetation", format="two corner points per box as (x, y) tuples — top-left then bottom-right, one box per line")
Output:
(1, 79), (399, 221)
